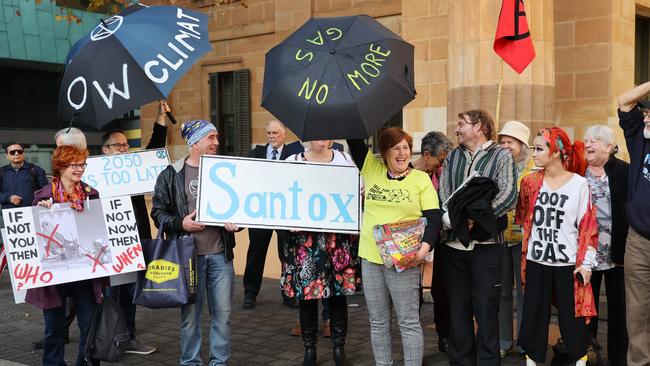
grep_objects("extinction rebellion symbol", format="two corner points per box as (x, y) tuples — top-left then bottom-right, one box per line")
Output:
(90, 16), (124, 42)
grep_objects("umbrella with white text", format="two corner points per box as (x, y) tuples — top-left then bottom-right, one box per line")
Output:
(59, 4), (212, 128)
(261, 15), (415, 141)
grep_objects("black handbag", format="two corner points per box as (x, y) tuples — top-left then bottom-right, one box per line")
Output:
(85, 295), (130, 362)
(133, 224), (198, 308)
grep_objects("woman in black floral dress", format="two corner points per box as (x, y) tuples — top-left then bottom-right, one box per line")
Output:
(280, 140), (361, 366)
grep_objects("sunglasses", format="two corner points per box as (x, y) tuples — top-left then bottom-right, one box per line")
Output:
(8, 149), (24, 156)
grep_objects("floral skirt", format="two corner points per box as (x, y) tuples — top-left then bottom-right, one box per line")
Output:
(280, 232), (361, 300)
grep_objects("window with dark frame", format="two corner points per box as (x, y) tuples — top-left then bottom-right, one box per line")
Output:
(636, 15), (650, 86)
(209, 69), (251, 156)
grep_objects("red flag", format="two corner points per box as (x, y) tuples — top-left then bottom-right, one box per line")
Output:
(493, 0), (536, 74)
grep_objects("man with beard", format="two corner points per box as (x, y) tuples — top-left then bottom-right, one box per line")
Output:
(438, 109), (517, 366)
(151, 120), (240, 366)
(617, 84), (650, 366)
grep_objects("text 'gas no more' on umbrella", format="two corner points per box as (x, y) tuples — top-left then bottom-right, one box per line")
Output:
(262, 15), (416, 141)
(59, 3), (212, 129)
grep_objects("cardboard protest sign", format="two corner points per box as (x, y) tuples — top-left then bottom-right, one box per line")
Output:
(196, 156), (361, 234)
(1, 197), (145, 294)
(83, 148), (170, 198)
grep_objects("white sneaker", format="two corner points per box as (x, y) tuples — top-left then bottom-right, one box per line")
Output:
(525, 355), (537, 366)
(575, 354), (588, 366)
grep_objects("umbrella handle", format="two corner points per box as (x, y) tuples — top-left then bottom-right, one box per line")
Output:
(166, 111), (178, 125)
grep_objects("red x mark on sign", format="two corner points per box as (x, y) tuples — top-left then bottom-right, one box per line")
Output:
(86, 245), (108, 273)
(36, 224), (63, 257)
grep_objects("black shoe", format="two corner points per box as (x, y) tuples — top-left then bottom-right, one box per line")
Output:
(303, 346), (316, 366)
(438, 337), (449, 354)
(333, 346), (349, 366)
(243, 296), (256, 310)
(33, 340), (43, 350)
(283, 297), (298, 309)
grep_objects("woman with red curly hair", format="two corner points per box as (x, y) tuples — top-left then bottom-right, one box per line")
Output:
(516, 127), (597, 366)
(26, 145), (102, 366)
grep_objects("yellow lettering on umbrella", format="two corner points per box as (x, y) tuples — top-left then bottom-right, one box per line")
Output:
(306, 31), (324, 45)
(295, 49), (314, 62)
(347, 70), (369, 91)
(298, 78), (329, 105)
(346, 44), (392, 92)
(369, 43), (391, 57)
(326, 28), (343, 41)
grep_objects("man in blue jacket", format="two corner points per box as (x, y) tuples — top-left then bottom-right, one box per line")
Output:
(0, 142), (48, 212)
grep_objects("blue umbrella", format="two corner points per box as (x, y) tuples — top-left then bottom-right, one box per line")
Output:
(59, 4), (212, 128)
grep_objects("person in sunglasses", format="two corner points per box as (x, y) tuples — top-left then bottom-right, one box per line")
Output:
(0, 142), (49, 212)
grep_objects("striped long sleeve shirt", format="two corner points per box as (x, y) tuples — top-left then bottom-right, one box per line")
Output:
(439, 140), (518, 248)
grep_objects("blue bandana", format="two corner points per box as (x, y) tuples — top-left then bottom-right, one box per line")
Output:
(181, 120), (217, 146)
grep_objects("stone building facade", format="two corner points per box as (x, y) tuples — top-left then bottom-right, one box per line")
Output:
(140, 0), (650, 162)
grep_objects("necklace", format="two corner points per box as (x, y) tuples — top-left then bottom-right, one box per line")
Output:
(388, 168), (411, 179)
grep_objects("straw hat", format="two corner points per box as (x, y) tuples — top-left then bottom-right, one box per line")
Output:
(498, 120), (530, 148)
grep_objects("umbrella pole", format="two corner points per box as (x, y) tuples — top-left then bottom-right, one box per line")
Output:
(495, 60), (504, 131)
(165, 111), (178, 125)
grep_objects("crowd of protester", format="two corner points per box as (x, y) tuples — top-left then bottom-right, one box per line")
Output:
(1, 80), (650, 366)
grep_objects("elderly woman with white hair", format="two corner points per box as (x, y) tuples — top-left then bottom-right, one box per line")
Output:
(584, 125), (629, 366)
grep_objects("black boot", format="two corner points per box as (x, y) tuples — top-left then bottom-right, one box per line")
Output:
(300, 299), (318, 366)
(329, 296), (349, 366)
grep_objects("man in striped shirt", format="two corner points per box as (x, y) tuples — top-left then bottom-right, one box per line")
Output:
(439, 109), (517, 366)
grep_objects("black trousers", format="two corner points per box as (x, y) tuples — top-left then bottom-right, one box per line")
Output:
(589, 266), (628, 366)
(243, 228), (288, 299)
(519, 261), (589, 363)
(432, 245), (450, 338)
(442, 244), (504, 366)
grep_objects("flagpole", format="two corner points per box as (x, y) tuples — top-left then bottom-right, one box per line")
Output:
(495, 59), (504, 130)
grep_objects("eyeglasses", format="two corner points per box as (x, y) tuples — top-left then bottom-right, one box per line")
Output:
(8, 149), (24, 156)
(67, 163), (88, 170)
(105, 143), (129, 150)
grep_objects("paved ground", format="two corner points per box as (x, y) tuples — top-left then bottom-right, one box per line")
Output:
(0, 272), (608, 366)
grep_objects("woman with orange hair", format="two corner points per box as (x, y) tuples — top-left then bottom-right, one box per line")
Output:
(26, 145), (102, 366)
(515, 127), (597, 366)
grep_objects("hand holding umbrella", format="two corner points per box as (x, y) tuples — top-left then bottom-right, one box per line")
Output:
(156, 99), (177, 125)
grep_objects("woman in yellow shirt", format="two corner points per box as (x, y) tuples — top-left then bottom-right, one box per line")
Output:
(347, 128), (442, 366)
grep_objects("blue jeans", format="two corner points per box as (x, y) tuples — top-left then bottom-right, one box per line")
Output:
(180, 253), (234, 366)
(42, 280), (98, 366)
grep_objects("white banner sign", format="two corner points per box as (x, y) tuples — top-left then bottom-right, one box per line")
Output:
(83, 148), (170, 197)
(196, 156), (361, 233)
(1, 197), (145, 294)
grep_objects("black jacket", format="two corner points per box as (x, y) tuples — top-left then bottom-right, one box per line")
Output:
(448, 177), (507, 247)
(131, 123), (168, 241)
(150, 157), (236, 262)
(249, 141), (305, 160)
(603, 155), (630, 264)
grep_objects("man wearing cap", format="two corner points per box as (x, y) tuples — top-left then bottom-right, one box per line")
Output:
(618, 84), (650, 366)
(151, 120), (240, 366)
(496, 121), (533, 358)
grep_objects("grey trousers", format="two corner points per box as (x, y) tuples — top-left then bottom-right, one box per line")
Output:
(625, 227), (650, 366)
(498, 243), (524, 351)
(362, 259), (423, 366)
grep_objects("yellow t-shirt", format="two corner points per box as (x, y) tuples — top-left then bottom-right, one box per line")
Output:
(359, 150), (439, 264)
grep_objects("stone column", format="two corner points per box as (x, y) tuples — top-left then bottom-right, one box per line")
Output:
(447, 0), (555, 144)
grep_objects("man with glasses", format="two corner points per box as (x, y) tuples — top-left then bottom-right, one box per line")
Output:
(0, 142), (48, 211)
(438, 110), (517, 366)
(97, 100), (170, 356)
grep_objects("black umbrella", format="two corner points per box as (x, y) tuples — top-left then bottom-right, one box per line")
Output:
(262, 15), (415, 141)
(59, 4), (212, 128)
